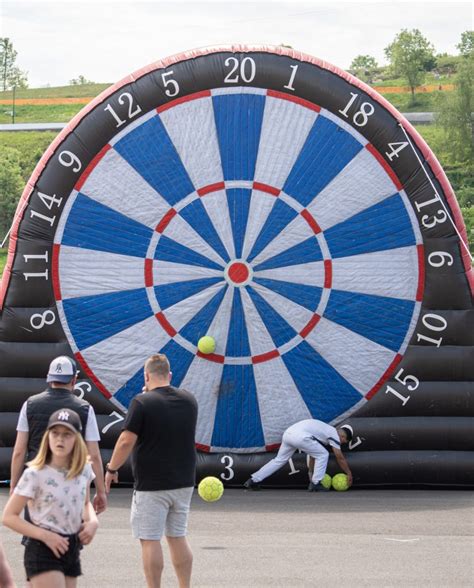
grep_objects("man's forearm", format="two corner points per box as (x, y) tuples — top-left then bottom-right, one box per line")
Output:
(90, 456), (106, 492)
(87, 443), (106, 493)
(335, 454), (352, 477)
(108, 434), (135, 470)
(10, 451), (26, 491)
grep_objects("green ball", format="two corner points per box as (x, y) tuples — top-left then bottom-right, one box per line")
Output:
(332, 473), (349, 491)
(198, 476), (224, 502)
(198, 336), (216, 354)
(321, 473), (332, 489)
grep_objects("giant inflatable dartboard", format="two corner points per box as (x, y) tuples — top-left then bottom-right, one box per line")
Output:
(1, 46), (473, 484)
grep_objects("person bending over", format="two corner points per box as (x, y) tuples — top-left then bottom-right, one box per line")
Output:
(244, 419), (353, 491)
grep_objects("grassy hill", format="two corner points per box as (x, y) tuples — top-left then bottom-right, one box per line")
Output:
(0, 83), (111, 100)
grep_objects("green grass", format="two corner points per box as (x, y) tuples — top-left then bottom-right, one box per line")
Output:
(0, 104), (84, 124)
(0, 249), (7, 276)
(371, 73), (454, 87)
(0, 83), (111, 100)
(0, 131), (58, 152)
(0, 131), (58, 181)
(379, 92), (441, 112)
(413, 124), (443, 153)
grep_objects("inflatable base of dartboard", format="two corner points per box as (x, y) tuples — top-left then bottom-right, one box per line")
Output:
(2, 449), (473, 489)
(193, 451), (474, 488)
(0, 45), (473, 488)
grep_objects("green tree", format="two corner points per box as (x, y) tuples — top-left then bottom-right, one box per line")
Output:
(434, 53), (461, 77)
(384, 29), (435, 103)
(457, 30), (474, 57)
(436, 51), (474, 164)
(0, 146), (24, 239)
(436, 31), (474, 256)
(69, 74), (94, 85)
(460, 207), (474, 255)
(350, 55), (378, 83)
(0, 38), (28, 91)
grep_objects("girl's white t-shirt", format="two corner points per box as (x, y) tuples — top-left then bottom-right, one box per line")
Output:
(14, 463), (95, 535)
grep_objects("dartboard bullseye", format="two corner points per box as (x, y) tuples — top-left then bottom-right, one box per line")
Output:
(49, 81), (424, 452)
(226, 261), (250, 285)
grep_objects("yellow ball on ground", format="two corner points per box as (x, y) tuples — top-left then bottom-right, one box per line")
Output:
(321, 473), (332, 489)
(198, 336), (216, 354)
(198, 476), (224, 502)
(332, 473), (349, 491)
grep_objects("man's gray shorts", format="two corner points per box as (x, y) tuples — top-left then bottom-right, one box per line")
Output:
(131, 487), (194, 540)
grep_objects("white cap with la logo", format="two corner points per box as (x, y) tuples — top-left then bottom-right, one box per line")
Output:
(46, 356), (77, 384)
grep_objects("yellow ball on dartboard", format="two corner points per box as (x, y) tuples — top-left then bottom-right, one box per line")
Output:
(198, 476), (224, 502)
(198, 336), (216, 354)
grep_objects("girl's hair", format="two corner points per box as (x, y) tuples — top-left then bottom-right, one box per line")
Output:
(27, 427), (89, 480)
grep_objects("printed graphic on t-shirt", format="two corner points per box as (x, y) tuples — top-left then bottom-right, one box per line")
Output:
(15, 463), (95, 535)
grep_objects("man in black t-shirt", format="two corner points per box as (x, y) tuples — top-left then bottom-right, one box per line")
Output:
(105, 353), (198, 588)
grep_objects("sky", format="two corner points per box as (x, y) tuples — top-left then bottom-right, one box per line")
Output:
(1, 0), (472, 88)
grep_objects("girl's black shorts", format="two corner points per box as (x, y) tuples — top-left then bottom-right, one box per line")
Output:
(24, 533), (82, 579)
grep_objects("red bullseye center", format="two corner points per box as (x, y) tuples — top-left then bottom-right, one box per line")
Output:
(228, 262), (249, 284)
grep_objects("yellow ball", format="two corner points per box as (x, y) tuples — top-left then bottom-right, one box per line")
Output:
(198, 476), (224, 502)
(321, 473), (332, 489)
(198, 336), (216, 354)
(332, 473), (349, 491)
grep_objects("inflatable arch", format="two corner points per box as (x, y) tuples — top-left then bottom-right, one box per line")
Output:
(1, 46), (473, 487)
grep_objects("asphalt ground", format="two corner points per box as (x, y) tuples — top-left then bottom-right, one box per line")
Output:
(1, 488), (473, 587)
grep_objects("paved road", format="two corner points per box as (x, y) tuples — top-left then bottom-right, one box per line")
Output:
(1, 488), (473, 587)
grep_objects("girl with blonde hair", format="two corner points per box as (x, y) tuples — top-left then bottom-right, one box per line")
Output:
(2, 408), (98, 588)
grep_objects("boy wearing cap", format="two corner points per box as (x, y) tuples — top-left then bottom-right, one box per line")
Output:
(244, 419), (354, 491)
(10, 356), (107, 514)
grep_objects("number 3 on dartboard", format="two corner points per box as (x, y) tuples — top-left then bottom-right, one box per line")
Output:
(220, 455), (234, 481)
